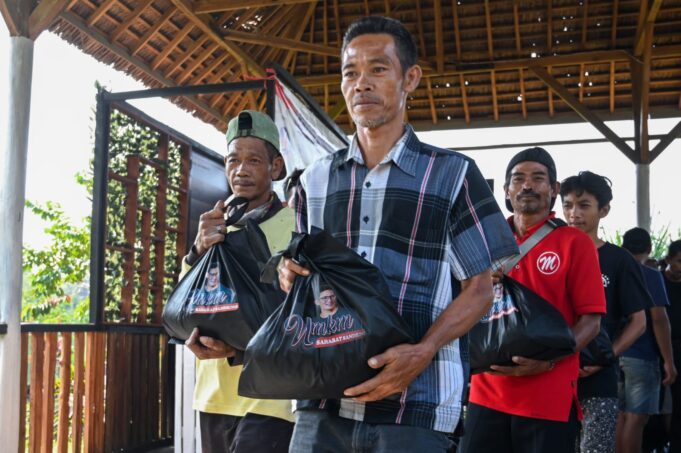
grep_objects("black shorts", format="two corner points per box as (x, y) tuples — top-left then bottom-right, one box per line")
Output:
(199, 411), (293, 453)
(459, 403), (579, 453)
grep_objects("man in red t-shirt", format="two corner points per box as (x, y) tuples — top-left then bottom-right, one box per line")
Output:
(460, 147), (606, 453)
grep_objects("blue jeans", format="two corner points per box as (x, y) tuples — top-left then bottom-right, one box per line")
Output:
(618, 356), (661, 414)
(289, 409), (453, 453)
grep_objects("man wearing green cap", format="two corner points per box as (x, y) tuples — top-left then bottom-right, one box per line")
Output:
(181, 110), (295, 453)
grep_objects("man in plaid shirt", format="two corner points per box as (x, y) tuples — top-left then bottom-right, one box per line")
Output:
(279, 16), (518, 452)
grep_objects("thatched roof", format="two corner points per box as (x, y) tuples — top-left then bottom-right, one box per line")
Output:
(15, 0), (681, 133)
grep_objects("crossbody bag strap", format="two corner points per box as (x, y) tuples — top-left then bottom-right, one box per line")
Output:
(501, 219), (561, 274)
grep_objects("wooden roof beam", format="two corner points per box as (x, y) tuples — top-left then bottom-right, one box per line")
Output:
(0, 0), (30, 36)
(306, 2), (316, 75)
(221, 28), (338, 56)
(426, 78), (438, 124)
(151, 22), (194, 71)
(282, 2), (317, 71)
(110, 0), (155, 43)
(459, 74), (470, 124)
(171, 0), (266, 77)
(163, 36), (210, 78)
(581, 0), (589, 47)
(529, 64), (636, 163)
(131, 9), (174, 57)
(176, 43), (219, 84)
(58, 11), (228, 127)
(298, 49), (639, 86)
(86, 0), (115, 27)
(484, 0), (494, 60)
(609, 61), (616, 113)
(519, 68), (527, 119)
(579, 63), (585, 102)
(194, 0), (316, 14)
(452, 0), (461, 60)
(513, 1), (521, 53)
(332, 0), (341, 46)
(416, 0), (427, 60)
(634, 0), (663, 56)
(434, 0), (444, 74)
(491, 70), (499, 121)
(28, 0), (70, 40)
(547, 0), (552, 51)
(547, 65), (554, 117)
(650, 120), (681, 162)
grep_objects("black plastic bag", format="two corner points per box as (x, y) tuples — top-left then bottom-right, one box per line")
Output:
(238, 229), (414, 400)
(580, 326), (615, 367)
(162, 218), (285, 350)
(468, 276), (576, 374)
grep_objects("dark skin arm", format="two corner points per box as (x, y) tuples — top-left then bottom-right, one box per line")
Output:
(490, 313), (601, 377)
(280, 261), (494, 400)
(579, 310), (646, 378)
(185, 327), (236, 360)
(343, 270), (493, 401)
(650, 306), (678, 385)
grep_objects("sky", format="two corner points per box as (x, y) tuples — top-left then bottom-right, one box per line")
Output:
(1, 22), (680, 250)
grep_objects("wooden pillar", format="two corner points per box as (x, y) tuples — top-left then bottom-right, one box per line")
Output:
(636, 163), (651, 230)
(0, 35), (34, 453)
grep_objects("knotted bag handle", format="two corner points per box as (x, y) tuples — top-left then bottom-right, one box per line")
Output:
(260, 232), (307, 284)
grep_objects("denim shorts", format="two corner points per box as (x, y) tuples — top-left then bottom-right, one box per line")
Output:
(618, 356), (661, 414)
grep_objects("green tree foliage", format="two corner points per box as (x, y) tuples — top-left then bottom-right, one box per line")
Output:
(22, 105), (184, 324)
(22, 199), (91, 323)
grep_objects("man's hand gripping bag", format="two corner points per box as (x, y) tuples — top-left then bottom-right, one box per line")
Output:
(468, 276), (577, 374)
(238, 229), (414, 400)
(162, 214), (285, 351)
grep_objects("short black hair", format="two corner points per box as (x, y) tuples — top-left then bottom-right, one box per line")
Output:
(341, 16), (417, 74)
(668, 240), (681, 259)
(560, 171), (613, 209)
(622, 227), (652, 255)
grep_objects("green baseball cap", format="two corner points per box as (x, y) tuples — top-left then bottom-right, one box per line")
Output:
(225, 110), (286, 180)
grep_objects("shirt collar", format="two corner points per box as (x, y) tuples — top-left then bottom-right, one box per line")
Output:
(507, 212), (557, 242)
(339, 125), (420, 177)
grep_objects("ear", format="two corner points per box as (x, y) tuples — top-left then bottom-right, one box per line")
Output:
(403, 64), (422, 93)
(270, 155), (284, 180)
(551, 181), (561, 198)
(504, 183), (510, 200)
(599, 203), (611, 219)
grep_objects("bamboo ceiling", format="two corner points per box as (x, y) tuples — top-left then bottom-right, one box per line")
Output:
(36, 0), (681, 132)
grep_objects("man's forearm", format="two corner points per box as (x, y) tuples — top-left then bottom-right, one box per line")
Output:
(612, 311), (646, 356)
(420, 269), (493, 354)
(651, 307), (675, 364)
(571, 314), (601, 352)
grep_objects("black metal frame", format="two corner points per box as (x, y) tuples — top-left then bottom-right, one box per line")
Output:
(88, 68), (345, 326)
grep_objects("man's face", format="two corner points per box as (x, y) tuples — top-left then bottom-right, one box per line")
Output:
(340, 33), (420, 130)
(225, 136), (282, 204)
(668, 252), (681, 280)
(562, 191), (609, 235)
(316, 290), (338, 315)
(505, 161), (558, 215)
(205, 267), (219, 291)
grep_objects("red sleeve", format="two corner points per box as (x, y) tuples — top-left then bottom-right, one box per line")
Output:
(566, 232), (607, 316)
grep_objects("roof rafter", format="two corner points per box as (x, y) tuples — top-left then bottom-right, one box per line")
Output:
(28, 0), (70, 40)
(194, 0), (316, 14)
(221, 28), (337, 57)
(634, 0), (663, 56)
(58, 10), (228, 128)
(171, 0), (265, 77)
(434, 0), (444, 73)
(529, 64), (636, 162)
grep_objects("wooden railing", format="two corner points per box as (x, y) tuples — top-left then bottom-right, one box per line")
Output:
(19, 324), (174, 453)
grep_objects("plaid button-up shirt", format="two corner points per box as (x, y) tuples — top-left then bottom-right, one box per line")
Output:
(293, 126), (517, 432)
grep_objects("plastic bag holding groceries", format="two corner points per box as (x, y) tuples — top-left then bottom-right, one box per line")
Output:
(238, 229), (414, 400)
(162, 205), (285, 350)
(580, 327), (615, 367)
(468, 277), (576, 374)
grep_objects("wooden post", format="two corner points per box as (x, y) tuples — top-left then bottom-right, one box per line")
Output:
(0, 35), (34, 453)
